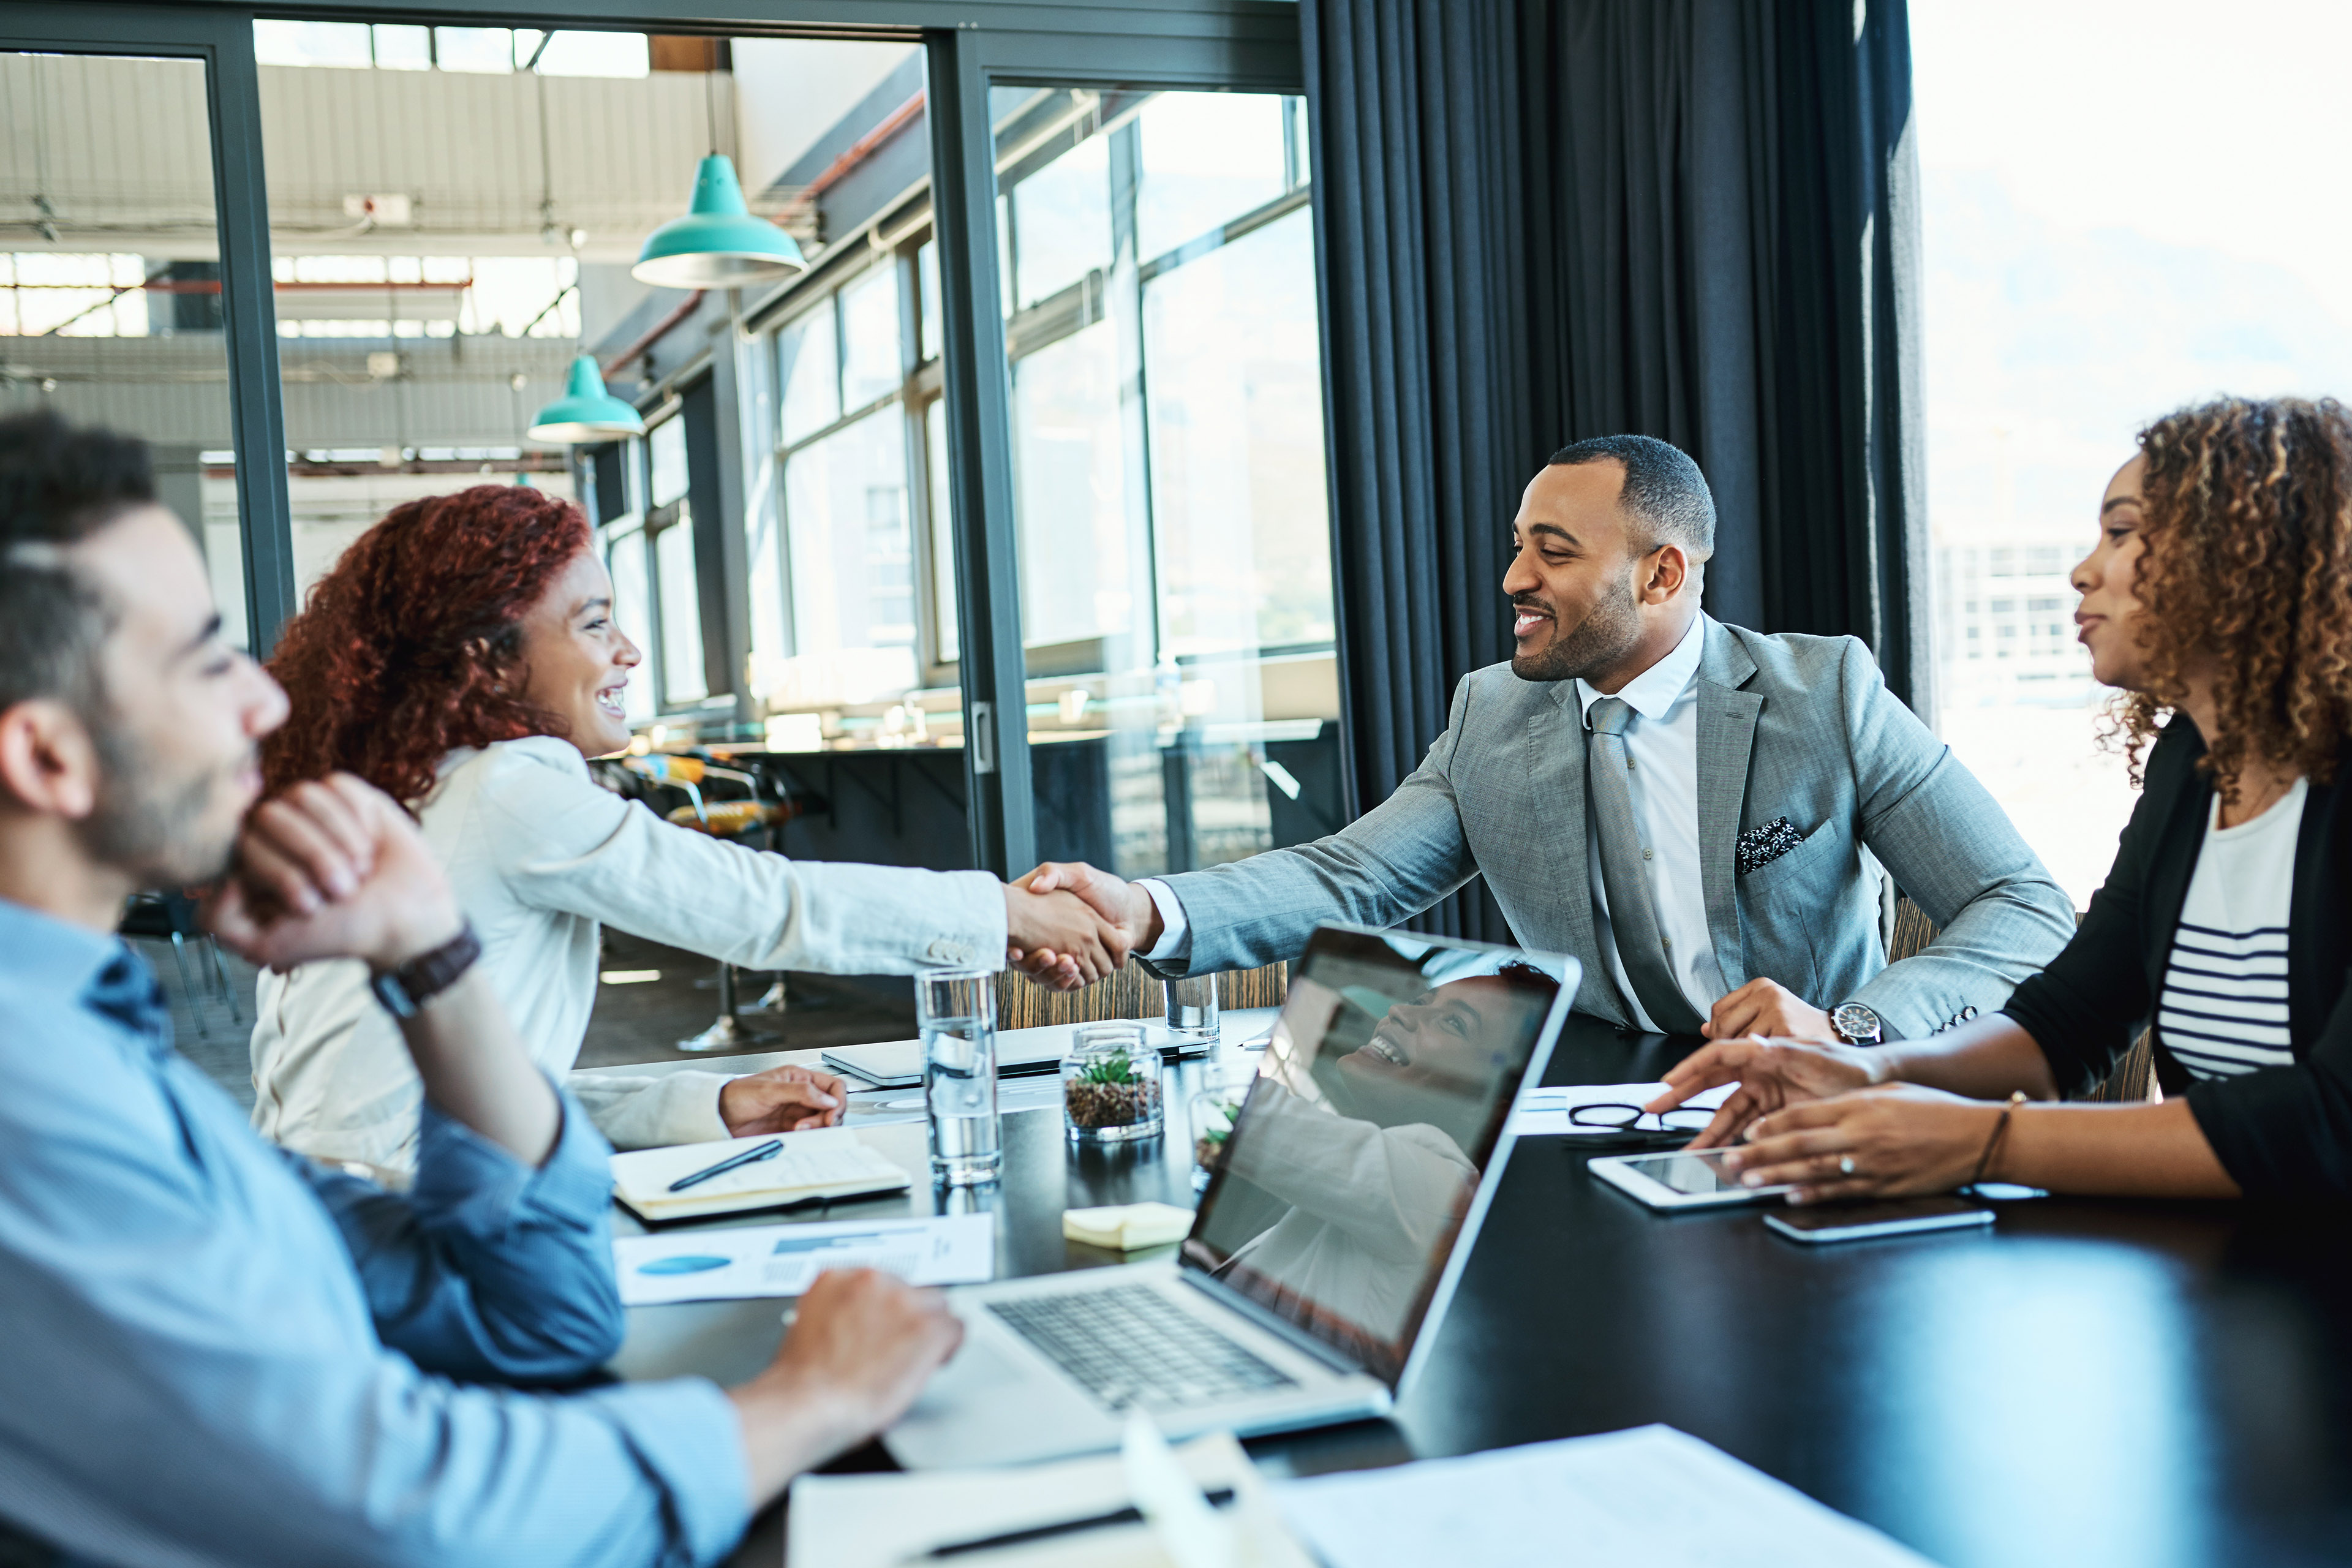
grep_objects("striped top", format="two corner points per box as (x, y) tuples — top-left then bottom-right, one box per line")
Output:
(2156, 776), (2307, 1080)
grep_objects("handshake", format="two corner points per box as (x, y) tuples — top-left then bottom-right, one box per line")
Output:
(998, 861), (1170, 992)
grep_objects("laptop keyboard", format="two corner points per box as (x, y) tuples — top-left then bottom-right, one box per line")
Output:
(989, 1285), (1299, 1411)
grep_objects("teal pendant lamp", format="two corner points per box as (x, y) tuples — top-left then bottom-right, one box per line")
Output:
(529, 355), (646, 444)
(633, 154), (807, 290)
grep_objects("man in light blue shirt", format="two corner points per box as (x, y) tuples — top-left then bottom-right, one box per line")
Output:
(0, 413), (963, 1566)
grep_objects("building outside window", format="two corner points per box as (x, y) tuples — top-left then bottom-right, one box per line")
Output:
(1916, 0), (2352, 908)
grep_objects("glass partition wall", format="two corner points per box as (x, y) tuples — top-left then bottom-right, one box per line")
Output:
(988, 87), (1339, 877)
(0, 48), (255, 641)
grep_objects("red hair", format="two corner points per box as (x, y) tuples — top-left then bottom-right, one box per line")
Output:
(263, 484), (592, 805)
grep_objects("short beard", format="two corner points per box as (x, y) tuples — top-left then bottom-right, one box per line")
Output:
(75, 713), (241, 889)
(1510, 575), (1647, 684)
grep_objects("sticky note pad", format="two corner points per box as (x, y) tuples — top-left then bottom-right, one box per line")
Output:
(1062, 1202), (1196, 1251)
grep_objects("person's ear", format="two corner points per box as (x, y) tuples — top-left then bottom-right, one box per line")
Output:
(0, 698), (102, 820)
(1642, 545), (1691, 605)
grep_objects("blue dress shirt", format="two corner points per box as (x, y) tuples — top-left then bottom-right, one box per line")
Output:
(0, 897), (748, 1567)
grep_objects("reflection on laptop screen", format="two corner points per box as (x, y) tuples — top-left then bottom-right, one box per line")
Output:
(1180, 927), (1564, 1384)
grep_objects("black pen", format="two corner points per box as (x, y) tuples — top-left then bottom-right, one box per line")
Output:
(666, 1139), (783, 1193)
(921, 1488), (1236, 1559)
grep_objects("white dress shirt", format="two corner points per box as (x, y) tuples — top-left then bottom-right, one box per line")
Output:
(1144, 616), (1725, 1033)
(251, 736), (1007, 1174)
(1572, 614), (1727, 1031)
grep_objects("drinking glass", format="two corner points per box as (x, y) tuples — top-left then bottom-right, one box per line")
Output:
(1159, 972), (1220, 1054)
(916, 966), (1000, 1185)
(1188, 1059), (1256, 1191)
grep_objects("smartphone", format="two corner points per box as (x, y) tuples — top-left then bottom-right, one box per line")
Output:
(1762, 1197), (1994, 1244)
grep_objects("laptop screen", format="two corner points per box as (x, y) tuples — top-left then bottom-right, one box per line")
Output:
(1180, 926), (1567, 1385)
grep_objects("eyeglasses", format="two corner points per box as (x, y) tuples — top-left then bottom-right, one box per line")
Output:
(1568, 1103), (1715, 1135)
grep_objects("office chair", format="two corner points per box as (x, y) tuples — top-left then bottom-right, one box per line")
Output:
(1887, 896), (2152, 1102)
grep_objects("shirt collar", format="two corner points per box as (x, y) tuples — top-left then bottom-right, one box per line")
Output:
(1575, 614), (1706, 728)
(0, 894), (125, 1005)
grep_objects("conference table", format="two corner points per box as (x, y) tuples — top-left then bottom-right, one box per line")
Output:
(608, 1013), (2352, 1567)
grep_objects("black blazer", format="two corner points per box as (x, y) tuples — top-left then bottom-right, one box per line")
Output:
(2002, 718), (2352, 1195)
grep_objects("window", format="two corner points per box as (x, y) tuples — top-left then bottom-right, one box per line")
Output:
(992, 88), (1338, 876)
(1918, 0), (2352, 906)
(0, 51), (252, 643)
(753, 244), (951, 743)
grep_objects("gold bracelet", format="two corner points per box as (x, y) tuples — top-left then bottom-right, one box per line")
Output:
(1969, 1090), (2029, 1188)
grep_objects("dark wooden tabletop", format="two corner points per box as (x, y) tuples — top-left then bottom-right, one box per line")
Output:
(614, 1017), (2352, 1568)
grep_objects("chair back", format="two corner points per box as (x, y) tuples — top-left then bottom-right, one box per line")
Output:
(995, 959), (1289, 1031)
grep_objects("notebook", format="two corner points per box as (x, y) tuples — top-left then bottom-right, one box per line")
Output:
(611, 1128), (911, 1224)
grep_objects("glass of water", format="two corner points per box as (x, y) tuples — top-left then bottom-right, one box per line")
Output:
(916, 965), (1000, 1186)
(1159, 971), (1220, 1055)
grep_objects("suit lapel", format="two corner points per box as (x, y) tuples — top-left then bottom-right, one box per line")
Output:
(1534, 684), (1629, 1024)
(1694, 619), (1762, 990)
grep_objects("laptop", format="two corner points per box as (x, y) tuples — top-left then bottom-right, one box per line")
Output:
(885, 923), (1576, 1469)
(823, 1032), (1068, 1089)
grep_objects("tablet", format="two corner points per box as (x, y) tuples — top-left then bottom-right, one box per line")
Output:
(1588, 1148), (1796, 1210)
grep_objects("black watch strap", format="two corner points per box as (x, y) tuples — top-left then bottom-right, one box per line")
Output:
(369, 922), (481, 1020)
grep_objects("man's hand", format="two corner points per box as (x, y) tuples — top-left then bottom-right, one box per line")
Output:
(1644, 1035), (1887, 1149)
(1016, 862), (1159, 979)
(727, 1268), (965, 1504)
(204, 774), (460, 974)
(720, 1066), (848, 1136)
(1704, 978), (1838, 1044)
(1001, 883), (1128, 990)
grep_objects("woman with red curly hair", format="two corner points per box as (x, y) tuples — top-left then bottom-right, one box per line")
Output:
(249, 484), (1118, 1174)
(1650, 395), (2352, 1199)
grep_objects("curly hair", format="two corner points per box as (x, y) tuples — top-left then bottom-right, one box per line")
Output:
(262, 484), (592, 806)
(2111, 396), (2352, 799)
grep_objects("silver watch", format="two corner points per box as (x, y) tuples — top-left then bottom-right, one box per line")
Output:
(1830, 1001), (1884, 1047)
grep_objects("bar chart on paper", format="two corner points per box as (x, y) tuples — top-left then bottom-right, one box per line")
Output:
(616, 1213), (994, 1305)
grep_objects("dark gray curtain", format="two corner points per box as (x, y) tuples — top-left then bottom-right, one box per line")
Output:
(1302, 0), (1923, 941)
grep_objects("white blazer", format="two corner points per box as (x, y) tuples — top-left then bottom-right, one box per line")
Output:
(249, 737), (1006, 1173)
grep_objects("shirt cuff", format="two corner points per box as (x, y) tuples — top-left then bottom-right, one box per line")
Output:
(1138, 878), (1191, 963)
(571, 1376), (751, 1566)
(410, 1084), (614, 1239)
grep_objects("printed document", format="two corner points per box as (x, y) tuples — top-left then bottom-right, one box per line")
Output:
(615, 1212), (993, 1306)
(1272, 1425), (1936, 1567)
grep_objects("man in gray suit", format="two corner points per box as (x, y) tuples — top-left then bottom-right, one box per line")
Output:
(1026, 435), (2075, 1045)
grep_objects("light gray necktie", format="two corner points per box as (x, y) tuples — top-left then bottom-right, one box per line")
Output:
(1586, 697), (1709, 1035)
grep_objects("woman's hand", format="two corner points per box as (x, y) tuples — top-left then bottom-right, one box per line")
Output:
(1716, 1082), (2010, 1203)
(1644, 1036), (1885, 1148)
(720, 1066), (848, 1135)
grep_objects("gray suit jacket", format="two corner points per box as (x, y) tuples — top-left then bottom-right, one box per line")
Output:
(1153, 617), (2076, 1039)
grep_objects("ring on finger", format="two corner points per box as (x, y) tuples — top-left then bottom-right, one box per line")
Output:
(1837, 1155), (1857, 1177)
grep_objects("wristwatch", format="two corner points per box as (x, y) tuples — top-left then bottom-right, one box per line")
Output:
(1830, 1001), (1885, 1047)
(368, 922), (482, 1020)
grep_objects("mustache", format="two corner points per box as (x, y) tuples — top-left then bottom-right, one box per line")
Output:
(1510, 597), (1554, 616)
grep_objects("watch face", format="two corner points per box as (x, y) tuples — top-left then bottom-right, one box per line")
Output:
(1833, 1003), (1882, 1041)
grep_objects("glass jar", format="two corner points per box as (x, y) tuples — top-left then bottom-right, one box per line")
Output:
(1061, 1023), (1163, 1144)
(1188, 1060), (1256, 1189)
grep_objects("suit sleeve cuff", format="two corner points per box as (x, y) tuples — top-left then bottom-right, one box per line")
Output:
(1139, 878), (1191, 963)
(411, 1085), (614, 1238)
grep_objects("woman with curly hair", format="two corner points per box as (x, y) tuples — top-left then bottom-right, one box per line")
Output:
(1647, 394), (2352, 1199)
(249, 484), (1119, 1174)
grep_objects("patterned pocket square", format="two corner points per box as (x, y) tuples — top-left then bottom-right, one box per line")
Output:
(1735, 818), (1806, 877)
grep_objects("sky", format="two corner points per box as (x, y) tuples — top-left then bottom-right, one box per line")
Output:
(1910, 0), (2352, 328)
